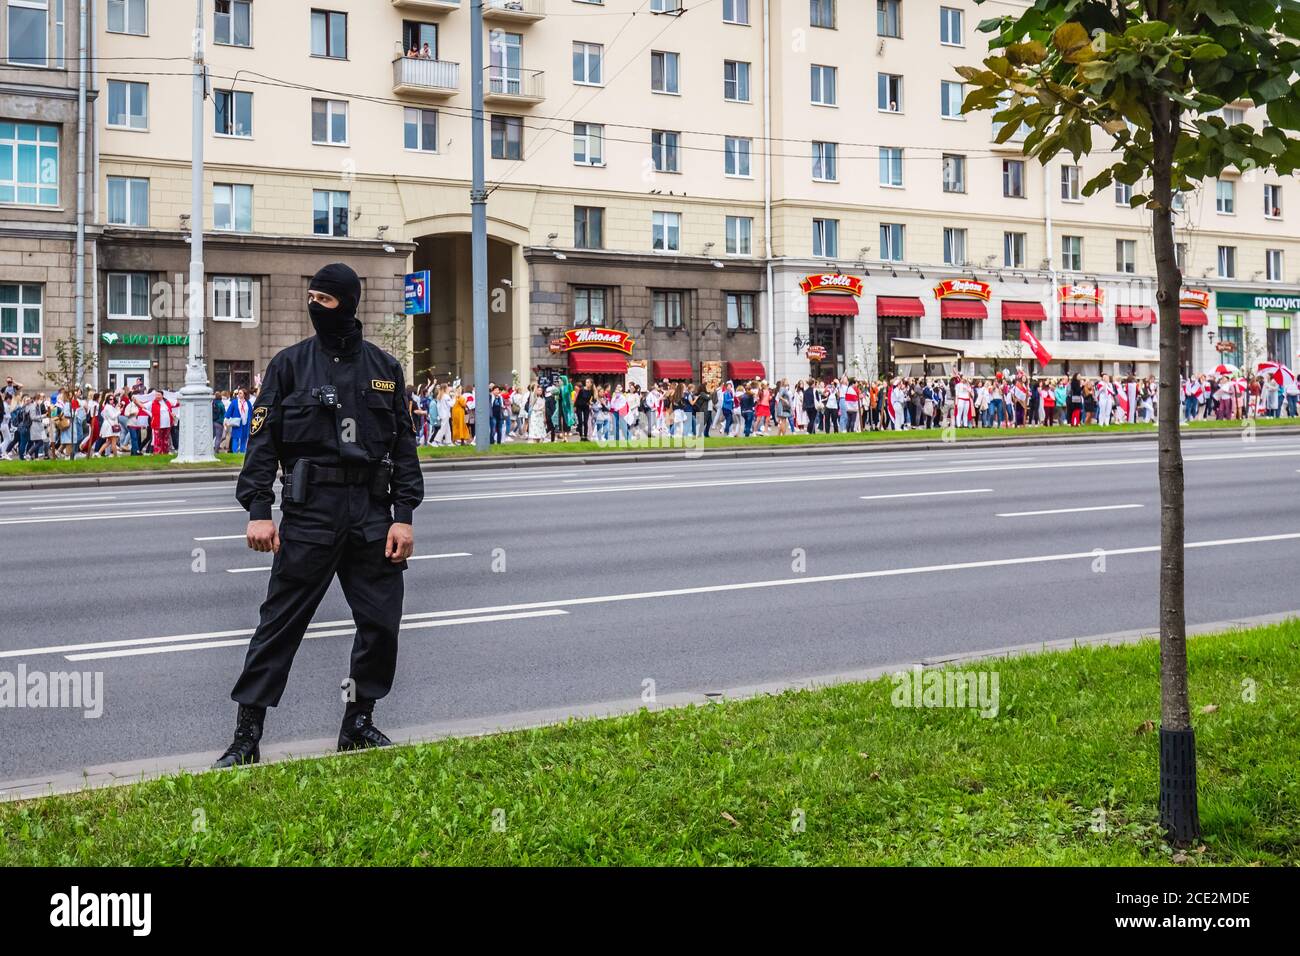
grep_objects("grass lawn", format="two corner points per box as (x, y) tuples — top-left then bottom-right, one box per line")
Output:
(2, 621), (1295, 866)
(0, 418), (1290, 477)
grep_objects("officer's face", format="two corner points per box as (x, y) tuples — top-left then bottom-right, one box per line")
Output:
(307, 290), (340, 309)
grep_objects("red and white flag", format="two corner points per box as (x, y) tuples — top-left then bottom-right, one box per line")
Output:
(1116, 387), (1130, 417)
(1019, 320), (1052, 367)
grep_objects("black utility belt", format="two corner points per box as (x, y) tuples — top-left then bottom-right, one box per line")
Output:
(282, 459), (393, 505)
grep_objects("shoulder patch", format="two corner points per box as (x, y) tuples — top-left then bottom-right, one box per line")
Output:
(371, 379), (396, 393)
(250, 406), (268, 436)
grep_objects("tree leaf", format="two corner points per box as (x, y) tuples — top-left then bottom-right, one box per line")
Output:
(1053, 21), (1096, 64)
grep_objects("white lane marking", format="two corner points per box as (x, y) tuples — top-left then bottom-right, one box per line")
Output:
(225, 551), (473, 573)
(562, 474), (675, 483)
(997, 504), (1144, 518)
(0, 493), (119, 505)
(860, 488), (992, 501)
(0, 506), (262, 526)
(468, 472), (581, 482)
(63, 609), (569, 661)
(15, 530), (1294, 663)
(29, 499), (186, 511)
(195, 534), (247, 541)
(949, 457), (1034, 465)
(420, 449), (1300, 503)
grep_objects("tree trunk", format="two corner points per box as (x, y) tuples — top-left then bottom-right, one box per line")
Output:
(1150, 100), (1199, 845)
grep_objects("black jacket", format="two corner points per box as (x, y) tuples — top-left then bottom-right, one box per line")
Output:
(235, 333), (424, 524)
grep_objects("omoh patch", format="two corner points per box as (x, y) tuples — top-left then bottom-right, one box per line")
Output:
(250, 406), (268, 435)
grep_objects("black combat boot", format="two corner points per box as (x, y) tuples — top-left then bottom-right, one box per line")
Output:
(337, 699), (393, 752)
(211, 704), (265, 769)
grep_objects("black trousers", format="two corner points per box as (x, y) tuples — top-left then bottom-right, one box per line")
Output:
(232, 484), (407, 708)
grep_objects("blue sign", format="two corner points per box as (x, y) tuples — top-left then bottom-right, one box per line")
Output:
(404, 270), (430, 315)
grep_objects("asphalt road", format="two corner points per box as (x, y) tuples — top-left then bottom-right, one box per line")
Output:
(2, 431), (1298, 787)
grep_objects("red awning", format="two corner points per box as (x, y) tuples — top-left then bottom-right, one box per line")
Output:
(1180, 308), (1209, 326)
(567, 351), (629, 375)
(652, 359), (694, 380)
(1060, 303), (1103, 323)
(1116, 306), (1157, 326)
(726, 361), (767, 381)
(940, 298), (987, 320)
(808, 293), (859, 316)
(1001, 301), (1047, 323)
(877, 296), (925, 318)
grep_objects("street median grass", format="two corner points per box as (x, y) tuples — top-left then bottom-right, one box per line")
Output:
(0, 452), (245, 478)
(2, 621), (1296, 865)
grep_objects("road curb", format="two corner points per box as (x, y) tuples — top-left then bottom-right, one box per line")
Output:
(3, 609), (1294, 803)
(2, 423), (1295, 491)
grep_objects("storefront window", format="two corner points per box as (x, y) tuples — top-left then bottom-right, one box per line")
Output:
(1059, 322), (1095, 342)
(214, 359), (254, 393)
(1267, 325), (1291, 363)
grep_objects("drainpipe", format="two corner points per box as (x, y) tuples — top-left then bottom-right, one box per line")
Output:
(74, 0), (88, 397)
(762, 0), (774, 379)
(90, 0), (99, 388)
(1044, 160), (1057, 341)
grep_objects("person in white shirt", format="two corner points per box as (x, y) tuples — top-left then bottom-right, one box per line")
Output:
(954, 376), (974, 427)
(1096, 374), (1115, 426)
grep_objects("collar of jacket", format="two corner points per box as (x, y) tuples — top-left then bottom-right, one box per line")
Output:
(313, 324), (363, 356)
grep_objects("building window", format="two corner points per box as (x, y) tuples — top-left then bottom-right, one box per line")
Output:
(1215, 178), (1235, 214)
(878, 73), (903, 112)
(573, 287), (606, 326)
(1116, 238), (1136, 273)
(1268, 326), (1292, 363)
(1002, 159), (1024, 198)
(725, 215), (752, 255)
(1217, 245), (1236, 278)
(942, 153), (964, 193)
(573, 122), (603, 165)
(810, 64), (836, 106)
(810, 0), (834, 29)
(651, 50), (680, 93)
(1004, 231), (1026, 268)
(0, 122), (59, 206)
(939, 6), (963, 45)
(1114, 181), (1133, 205)
(650, 0), (681, 11)
(727, 292), (755, 329)
(724, 136), (751, 177)
(1265, 183), (1282, 218)
(312, 189), (348, 236)
(402, 19), (438, 56)
(878, 146), (902, 187)
(491, 115), (522, 159)
(724, 60), (751, 102)
(572, 41), (602, 85)
(212, 276), (256, 323)
(1059, 321), (1095, 343)
(652, 290), (684, 328)
(310, 9), (346, 59)
(107, 0), (147, 36)
(106, 175), (148, 225)
(880, 222), (904, 261)
(404, 107), (438, 152)
(812, 141), (838, 181)
(213, 89), (252, 137)
(1171, 191), (1185, 213)
(311, 98), (347, 145)
(940, 80), (964, 118)
(877, 0), (900, 37)
(652, 130), (680, 172)
(107, 272), (151, 321)
(574, 205), (603, 249)
(1222, 105), (1245, 126)
(943, 319), (974, 340)
(723, 0), (749, 26)
(812, 218), (838, 257)
(1266, 248), (1284, 282)
(107, 80), (148, 130)
(1060, 164), (1081, 201)
(215, 0), (251, 47)
(0, 283), (42, 359)
(942, 227), (966, 266)
(213, 182), (252, 232)
(1061, 235), (1082, 271)
(7, 0), (50, 65)
(652, 210), (681, 251)
(213, 359), (254, 393)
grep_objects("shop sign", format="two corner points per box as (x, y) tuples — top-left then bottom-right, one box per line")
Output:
(805, 345), (828, 360)
(1180, 288), (1211, 309)
(1215, 290), (1300, 311)
(799, 273), (864, 296)
(101, 332), (189, 346)
(404, 271), (430, 316)
(1215, 341), (1237, 353)
(1057, 284), (1104, 305)
(933, 278), (991, 300)
(561, 327), (634, 354)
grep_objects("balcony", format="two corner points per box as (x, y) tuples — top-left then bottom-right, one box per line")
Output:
(484, 67), (545, 104)
(393, 56), (460, 98)
(483, 0), (546, 24)
(390, 0), (460, 13)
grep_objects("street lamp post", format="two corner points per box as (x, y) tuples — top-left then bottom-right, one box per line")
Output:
(470, 1), (490, 452)
(175, 0), (216, 464)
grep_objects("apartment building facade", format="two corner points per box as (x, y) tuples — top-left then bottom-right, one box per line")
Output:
(4, 0), (1298, 391)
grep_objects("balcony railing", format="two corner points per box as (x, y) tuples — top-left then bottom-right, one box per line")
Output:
(483, 0), (546, 23)
(485, 67), (545, 103)
(393, 56), (460, 97)
(390, 0), (460, 13)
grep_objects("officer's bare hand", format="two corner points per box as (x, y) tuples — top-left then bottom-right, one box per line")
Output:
(246, 519), (280, 554)
(386, 522), (414, 563)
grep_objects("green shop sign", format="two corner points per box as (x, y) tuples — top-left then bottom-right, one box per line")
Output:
(101, 332), (189, 346)
(1214, 290), (1300, 312)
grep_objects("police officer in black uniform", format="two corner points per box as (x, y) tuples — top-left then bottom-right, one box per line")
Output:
(213, 262), (424, 768)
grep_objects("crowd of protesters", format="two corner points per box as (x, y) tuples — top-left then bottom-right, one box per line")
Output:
(1, 376), (185, 460)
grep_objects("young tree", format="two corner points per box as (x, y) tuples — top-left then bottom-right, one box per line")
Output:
(959, 0), (1300, 845)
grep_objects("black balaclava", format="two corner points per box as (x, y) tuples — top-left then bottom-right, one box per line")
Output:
(308, 262), (363, 350)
